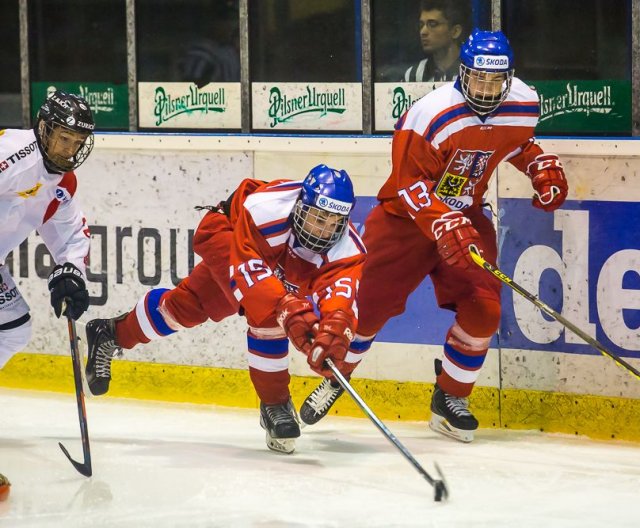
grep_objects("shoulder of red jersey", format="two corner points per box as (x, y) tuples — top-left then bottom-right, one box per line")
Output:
(326, 223), (366, 262)
(486, 77), (540, 128)
(506, 77), (540, 104)
(395, 78), (539, 150)
(242, 179), (301, 247)
(395, 83), (464, 138)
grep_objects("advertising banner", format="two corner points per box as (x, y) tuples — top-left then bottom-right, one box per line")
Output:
(31, 82), (129, 129)
(352, 195), (640, 361)
(252, 83), (362, 131)
(373, 82), (446, 131)
(499, 198), (640, 358)
(531, 80), (632, 135)
(138, 82), (241, 129)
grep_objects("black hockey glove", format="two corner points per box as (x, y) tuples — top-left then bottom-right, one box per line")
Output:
(47, 263), (89, 320)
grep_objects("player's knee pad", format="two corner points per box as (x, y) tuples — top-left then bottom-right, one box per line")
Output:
(0, 316), (32, 369)
(456, 296), (501, 338)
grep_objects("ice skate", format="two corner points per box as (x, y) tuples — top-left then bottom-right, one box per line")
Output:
(299, 377), (344, 426)
(85, 318), (122, 396)
(259, 399), (301, 454)
(429, 383), (478, 443)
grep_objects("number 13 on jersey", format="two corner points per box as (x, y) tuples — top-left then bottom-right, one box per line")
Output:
(398, 181), (432, 212)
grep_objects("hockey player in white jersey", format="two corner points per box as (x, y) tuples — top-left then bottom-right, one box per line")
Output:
(0, 91), (94, 367)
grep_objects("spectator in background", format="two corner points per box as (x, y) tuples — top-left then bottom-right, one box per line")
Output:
(403, 0), (470, 82)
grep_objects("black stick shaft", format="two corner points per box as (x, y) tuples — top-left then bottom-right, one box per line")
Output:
(59, 316), (93, 477)
(469, 246), (640, 381)
(326, 359), (448, 500)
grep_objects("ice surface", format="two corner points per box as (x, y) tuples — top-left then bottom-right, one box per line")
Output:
(0, 387), (638, 528)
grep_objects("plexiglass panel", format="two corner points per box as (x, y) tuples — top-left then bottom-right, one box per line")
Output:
(503, 0), (631, 135)
(136, 0), (241, 129)
(249, 0), (362, 132)
(0, 0), (21, 127)
(373, 0), (489, 131)
(29, 0), (129, 129)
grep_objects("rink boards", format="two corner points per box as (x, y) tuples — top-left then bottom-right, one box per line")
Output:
(1, 134), (638, 441)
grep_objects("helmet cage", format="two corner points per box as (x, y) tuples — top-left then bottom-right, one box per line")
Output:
(292, 200), (349, 253)
(459, 63), (513, 115)
(39, 121), (94, 172)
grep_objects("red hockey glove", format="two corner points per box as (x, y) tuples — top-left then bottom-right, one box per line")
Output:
(308, 310), (354, 377)
(528, 154), (568, 212)
(432, 211), (482, 270)
(275, 293), (319, 355)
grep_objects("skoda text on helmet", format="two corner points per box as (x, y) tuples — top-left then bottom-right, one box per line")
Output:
(292, 164), (356, 253)
(459, 29), (515, 115)
(36, 90), (95, 173)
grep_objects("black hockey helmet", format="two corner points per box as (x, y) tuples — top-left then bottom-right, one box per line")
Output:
(35, 90), (95, 173)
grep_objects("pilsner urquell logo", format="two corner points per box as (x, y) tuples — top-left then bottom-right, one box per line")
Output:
(78, 86), (115, 114)
(154, 85), (226, 125)
(47, 85), (115, 115)
(539, 83), (614, 121)
(392, 87), (417, 119)
(268, 86), (346, 128)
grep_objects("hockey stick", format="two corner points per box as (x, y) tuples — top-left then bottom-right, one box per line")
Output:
(59, 314), (93, 477)
(325, 358), (449, 502)
(468, 245), (640, 381)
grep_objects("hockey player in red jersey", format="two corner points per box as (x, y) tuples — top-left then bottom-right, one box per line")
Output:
(84, 165), (365, 453)
(299, 29), (568, 442)
(0, 91), (94, 368)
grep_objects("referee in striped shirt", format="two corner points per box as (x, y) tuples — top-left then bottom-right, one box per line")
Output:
(403, 0), (469, 82)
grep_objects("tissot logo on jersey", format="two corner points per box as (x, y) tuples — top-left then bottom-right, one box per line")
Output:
(0, 274), (19, 305)
(474, 55), (510, 69)
(316, 196), (352, 215)
(0, 140), (38, 173)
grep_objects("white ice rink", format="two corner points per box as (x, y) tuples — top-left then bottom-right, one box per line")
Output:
(1, 387), (639, 528)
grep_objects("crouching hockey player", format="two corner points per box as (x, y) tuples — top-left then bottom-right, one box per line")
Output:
(299, 29), (568, 442)
(84, 165), (365, 453)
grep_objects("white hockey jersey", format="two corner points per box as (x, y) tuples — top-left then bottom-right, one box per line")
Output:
(0, 128), (90, 274)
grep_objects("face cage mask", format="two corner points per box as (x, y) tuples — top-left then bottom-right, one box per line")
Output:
(292, 201), (349, 253)
(40, 121), (95, 172)
(459, 63), (513, 115)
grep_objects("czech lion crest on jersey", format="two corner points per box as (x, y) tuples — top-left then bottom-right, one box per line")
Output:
(435, 150), (494, 204)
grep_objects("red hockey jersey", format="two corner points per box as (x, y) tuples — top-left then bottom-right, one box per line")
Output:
(378, 77), (544, 240)
(227, 179), (365, 327)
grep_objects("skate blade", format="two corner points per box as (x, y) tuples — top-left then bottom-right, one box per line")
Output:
(265, 432), (296, 454)
(429, 415), (474, 443)
(74, 321), (93, 399)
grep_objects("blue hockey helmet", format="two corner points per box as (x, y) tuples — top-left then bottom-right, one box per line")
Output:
(292, 164), (355, 253)
(459, 29), (515, 115)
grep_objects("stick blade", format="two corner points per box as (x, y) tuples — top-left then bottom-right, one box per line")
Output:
(433, 462), (449, 502)
(59, 442), (92, 477)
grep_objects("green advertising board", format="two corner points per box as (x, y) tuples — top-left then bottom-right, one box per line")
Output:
(530, 80), (631, 135)
(31, 82), (129, 129)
